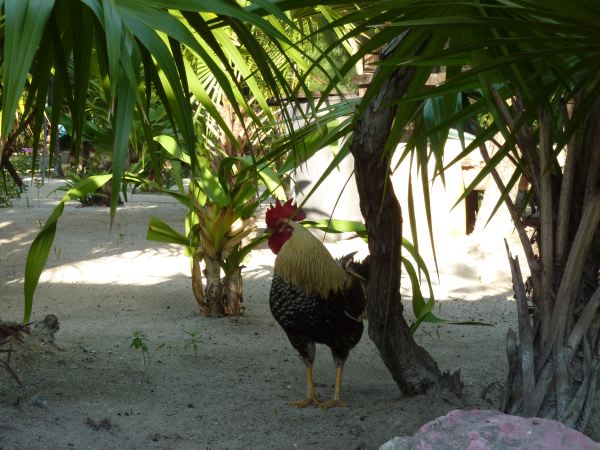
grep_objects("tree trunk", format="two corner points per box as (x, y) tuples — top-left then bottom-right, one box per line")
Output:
(499, 96), (600, 433)
(223, 266), (244, 316)
(53, 145), (65, 178)
(0, 143), (23, 189)
(192, 253), (245, 317)
(0, 154), (23, 188)
(350, 36), (461, 396)
(203, 256), (225, 316)
(0, 109), (35, 187)
(191, 254), (205, 313)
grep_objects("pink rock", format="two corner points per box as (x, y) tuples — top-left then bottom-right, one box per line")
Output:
(380, 409), (600, 450)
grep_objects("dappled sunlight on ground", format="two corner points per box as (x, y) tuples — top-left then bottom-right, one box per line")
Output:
(6, 245), (189, 286)
(0, 177), (536, 449)
(0, 229), (38, 246)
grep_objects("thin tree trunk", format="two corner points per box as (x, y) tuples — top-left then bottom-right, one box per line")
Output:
(191, 254), (205, 314)
(53, 144), (65, 178)
(0, 155), (23, 188)
(203, 256), (225, 316)
(350, 35), (461, 396)
(0, 110), (36, 188)
(223, 266), (244, 316)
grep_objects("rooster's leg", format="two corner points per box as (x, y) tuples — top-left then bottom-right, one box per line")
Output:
(289, 365), (320, 407)
(320, 360), (349, 409)
(289, 342), (320, 407)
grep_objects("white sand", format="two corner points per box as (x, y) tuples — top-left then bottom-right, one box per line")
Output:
(0, 177), (533, 449)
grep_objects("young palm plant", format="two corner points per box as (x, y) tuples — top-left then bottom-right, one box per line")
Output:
(147, 147), (283, 316)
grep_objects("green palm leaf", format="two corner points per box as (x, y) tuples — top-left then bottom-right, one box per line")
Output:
(1, 0), (53, 142)
(23, 174), (113, 323)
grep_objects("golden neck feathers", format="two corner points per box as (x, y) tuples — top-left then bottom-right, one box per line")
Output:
(273, 222), (350, 299)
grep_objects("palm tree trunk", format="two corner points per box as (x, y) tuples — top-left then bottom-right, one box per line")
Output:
(350, 36), (461, 396)
(497, 96), (600, 432)
(223, 266), (244, 316)
(193, 254), (245, 317)
(203, 256), (225, 316)
(191, 254), (205, 314)
(0, 153), (23, 188)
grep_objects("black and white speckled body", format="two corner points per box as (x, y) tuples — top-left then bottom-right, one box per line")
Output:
(269, 273), (365, 364)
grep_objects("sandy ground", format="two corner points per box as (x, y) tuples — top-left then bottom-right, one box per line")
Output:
(0, 177), (542, 449)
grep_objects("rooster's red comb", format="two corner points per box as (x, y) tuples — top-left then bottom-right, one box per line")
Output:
(265, 199), (306, 229)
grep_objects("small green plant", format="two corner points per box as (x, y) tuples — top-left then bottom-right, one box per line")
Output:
(129, 330), (165, 371)
(11, 152), (39, 175)
(51, 172), (100, 206)
(0, 172), (26, 207)
(183, 330), (202, 359)
(130, 330), (150, 371)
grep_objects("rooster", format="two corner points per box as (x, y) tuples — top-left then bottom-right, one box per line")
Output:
(266, 199), (368, 409)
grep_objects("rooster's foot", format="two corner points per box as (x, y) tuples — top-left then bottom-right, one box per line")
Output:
(319, 399), (349, 409)
(289, 396), (320, 408)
